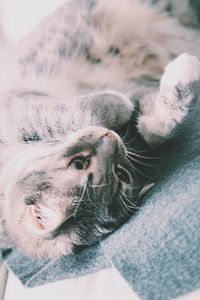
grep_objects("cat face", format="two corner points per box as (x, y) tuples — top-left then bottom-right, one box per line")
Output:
(4, 126), (138, 258)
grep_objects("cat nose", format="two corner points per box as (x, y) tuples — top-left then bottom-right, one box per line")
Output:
(100, 130), (118, 141)
(96, 130), (119, 155)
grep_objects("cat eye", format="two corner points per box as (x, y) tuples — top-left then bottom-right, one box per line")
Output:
(69, 156), (90, 170)
(115, 166), (131, 184)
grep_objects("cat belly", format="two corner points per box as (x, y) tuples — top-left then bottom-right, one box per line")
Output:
(2, 0), (186, 97)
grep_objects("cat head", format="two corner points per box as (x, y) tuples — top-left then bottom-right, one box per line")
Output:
(2, 126), (139, 258)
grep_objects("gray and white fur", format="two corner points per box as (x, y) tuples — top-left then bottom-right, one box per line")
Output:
(0, 0), (200, 258)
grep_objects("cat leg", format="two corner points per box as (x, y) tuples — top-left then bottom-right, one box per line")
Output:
(79, 90), (134, 129)
(137, 53), (200, 145)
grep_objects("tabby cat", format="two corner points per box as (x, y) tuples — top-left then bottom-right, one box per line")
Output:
(0, 0), (200, 258)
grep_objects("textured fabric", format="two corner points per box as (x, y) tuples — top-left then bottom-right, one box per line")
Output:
(2, 244), (111, 288)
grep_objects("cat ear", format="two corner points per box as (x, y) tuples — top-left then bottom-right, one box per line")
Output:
(27, 205), (66, 236)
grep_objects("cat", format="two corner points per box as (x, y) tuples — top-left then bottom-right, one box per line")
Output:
(0, 0), (200, 258)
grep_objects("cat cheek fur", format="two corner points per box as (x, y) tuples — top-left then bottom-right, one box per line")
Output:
(0, 126), (138, 258)
(1, 183), (72, 257)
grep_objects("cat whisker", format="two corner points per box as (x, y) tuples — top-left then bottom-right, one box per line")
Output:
(72, 181), (89, 217)
(126, 153), (156, 167)
(119, 190), (140, 209)
(86, 188), (103, 212)
(88, 182), (111, 188)
(123, 135), (138, 146)
(120, 124), (131, 142)
(126, 150), (157, 160)
(118, 194), (130, 216)
(118, 193), (136, 214)
(126, 148), (166, 161)
(112, 164), (119, 182)
(125, 157), (150, 178)
(124, 143), (155, 154)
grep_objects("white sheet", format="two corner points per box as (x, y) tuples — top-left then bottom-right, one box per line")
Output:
(4, 268), (139, 300)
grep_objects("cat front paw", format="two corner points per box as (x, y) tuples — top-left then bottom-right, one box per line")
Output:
(159, 53), (200, 114)
(137, 53), (200, 146)
(161, 53), (200, 88)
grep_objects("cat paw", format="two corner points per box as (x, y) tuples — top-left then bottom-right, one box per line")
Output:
(137, 53), (200, 146)
(159, 53), (200, 112)
(160, 53), (200, 88)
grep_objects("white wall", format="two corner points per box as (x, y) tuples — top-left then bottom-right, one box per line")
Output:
(0, 0), (67, 42)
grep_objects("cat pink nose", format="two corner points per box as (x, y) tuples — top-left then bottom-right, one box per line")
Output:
(96, 130), (119, 155)
(100, 130), (118, 141)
